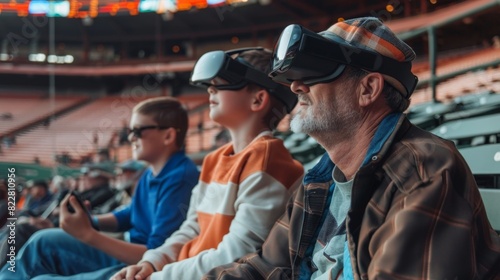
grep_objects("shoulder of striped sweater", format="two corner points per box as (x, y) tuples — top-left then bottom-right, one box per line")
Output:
(201, 143), (231, 164)
(249, 137), (303, 172)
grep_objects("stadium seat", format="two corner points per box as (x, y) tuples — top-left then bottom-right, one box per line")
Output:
(459, 144), (500, 176)
(431, 114), (500, 146)
(479, 189), (500, 232)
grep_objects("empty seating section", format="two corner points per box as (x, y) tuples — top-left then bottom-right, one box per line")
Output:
(413, 47), (500, 82)
(411, 48), (500, 105)
(412, 67), (500, 105)
(0, 95), (87, 136)
(185, 108), (222, 153)
(0, 95), (209, 165)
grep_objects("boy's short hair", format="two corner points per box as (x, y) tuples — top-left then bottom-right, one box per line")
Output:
(235, 49), (288, 130)
(133, 97), (188, 148)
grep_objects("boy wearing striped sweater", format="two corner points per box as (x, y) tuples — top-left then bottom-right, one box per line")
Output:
(111, 48), (304, 280)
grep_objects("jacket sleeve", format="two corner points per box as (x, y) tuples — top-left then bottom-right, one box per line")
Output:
(366, 168), (500, 279)
(202, 184), (305, 280)
(149, 172), (301, 280)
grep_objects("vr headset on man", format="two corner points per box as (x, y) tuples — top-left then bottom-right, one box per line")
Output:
(189, 47), (297, 113)
(190, 25), (417, 111)
(268, 24), (418, 99)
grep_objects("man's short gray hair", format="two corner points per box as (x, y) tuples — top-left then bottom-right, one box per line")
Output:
(345, 67), (411, 112)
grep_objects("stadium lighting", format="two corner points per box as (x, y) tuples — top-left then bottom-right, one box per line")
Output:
(0, 54), (12, 61)
(64, 55), (74, 63)
(207, 0), (225, 5)
(2, 0), (258, 17)
(47, 55), (57, 63)
(82, 16), (93, 26)
(162, 10), (174, 21)
(29, 53), (47, 62)
(37, 53), (47, 62)
(227, 0), (250, 4)
(46, 54), (74, 64)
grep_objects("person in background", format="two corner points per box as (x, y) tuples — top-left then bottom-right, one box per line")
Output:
(0, 97), (200, 279)
(0, 165), (116, 265)
(93, 148), (112, 164)
(118, 119), (130, 146)
(204, 17), (500, 280)
(76, 163), (117, 213)
(113, 159), (148, 205)
(20, 180), (53, 217)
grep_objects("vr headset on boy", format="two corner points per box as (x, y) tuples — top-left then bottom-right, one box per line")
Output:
(269, 24), (418, 98)
(190, 47), (298, 113)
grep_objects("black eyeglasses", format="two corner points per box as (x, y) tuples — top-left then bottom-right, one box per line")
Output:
(127, 126), (170, 139)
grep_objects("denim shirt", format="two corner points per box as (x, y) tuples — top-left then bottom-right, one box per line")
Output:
(299, 112), (401, 280)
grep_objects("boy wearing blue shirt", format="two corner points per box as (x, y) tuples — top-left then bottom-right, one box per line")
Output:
(0, 97), (199, 278)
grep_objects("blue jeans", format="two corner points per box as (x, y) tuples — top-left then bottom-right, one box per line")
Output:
(31, 265), (125, 280)
(0, 228), (124, 279)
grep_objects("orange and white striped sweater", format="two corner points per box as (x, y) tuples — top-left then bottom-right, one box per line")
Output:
(142, 133), (304, 280)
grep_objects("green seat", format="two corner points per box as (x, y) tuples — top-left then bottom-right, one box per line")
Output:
(408, 101), (457, 119)
(407, 101), (458, 130)
(460, 144), (500, 231)
(454, 91), (500, 109)
(459, 144), (500, 175)
(479, 189), (500, 232)
(443, 105), (500, 122)
(431, 114), (500, 142)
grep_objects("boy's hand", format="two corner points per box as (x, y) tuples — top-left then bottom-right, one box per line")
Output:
(110, 262), (155, 280)
(28, 216), (54, 229)
(59, 193), (95, 242)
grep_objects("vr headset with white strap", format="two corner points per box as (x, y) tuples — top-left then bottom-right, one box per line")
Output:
(189, 47), (298, 113)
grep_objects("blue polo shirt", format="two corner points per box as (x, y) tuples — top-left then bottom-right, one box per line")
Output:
(112, 150), (199, 249)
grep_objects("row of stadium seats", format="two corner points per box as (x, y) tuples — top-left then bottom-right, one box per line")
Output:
(412, 47), (500, 82)
(0, 95), (88, 136)
(411, 65), (500, 105)
(0, 95), (212, 165)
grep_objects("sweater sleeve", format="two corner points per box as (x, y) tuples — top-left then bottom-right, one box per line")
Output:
(149, 172), (302, 280)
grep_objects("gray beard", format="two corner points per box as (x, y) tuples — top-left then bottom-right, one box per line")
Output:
(290, 104), (361, 143)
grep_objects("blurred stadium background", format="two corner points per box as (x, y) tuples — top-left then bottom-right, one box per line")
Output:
(0, 0), (499, 228)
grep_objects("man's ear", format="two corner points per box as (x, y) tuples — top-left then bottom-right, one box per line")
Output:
(358, 73), (384, 107)
(251, 89), (270, 112)
(163, 127), (177, 146)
